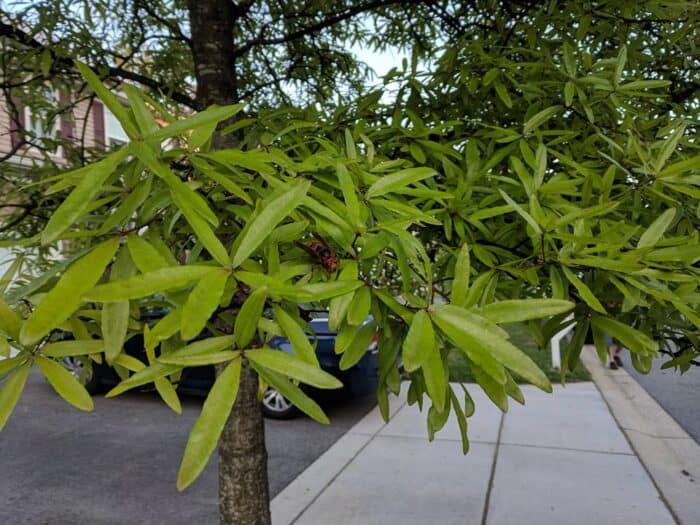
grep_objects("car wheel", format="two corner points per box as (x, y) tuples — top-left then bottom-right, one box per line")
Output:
(61, 356), (102, 395)
(261, 386), (298, 419)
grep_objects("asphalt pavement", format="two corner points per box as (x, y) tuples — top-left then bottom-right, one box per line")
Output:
(0, 370), (376, 525)
(621, 353), (700, 443)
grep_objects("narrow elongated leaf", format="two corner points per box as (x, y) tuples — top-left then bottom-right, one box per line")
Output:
(0, 298), (22, 341)
(450, 388), (470, 454)
(84, 265), (216, 302)
(247, 347), (342, 389)
(430, 304), (551, 391)
(591, 316), (657, 355)
(41, 340), (104, 358)
(21, 238), (120, 346)
(181, 270), (229, 340)
(347, 286), (371, 326)
(233, 287), (267, 348)
(422, 344), (446, 412)
(339, 321), (377, 370)
(638, 208), (676, 248)
(128, 234), (170, 273)
(499, 190), (542, 234)
(159, 350), (239, 367)
(336, 163), (360, 226)
(99, 176), (153, 234)
(0, 356), (23, 380)
(329, 262), (357, 330)
(103, 247), (136, 363)
(451, 244), (470, 307)
(0, 364), (31, 430)
(561, 267), (606, 314)
(177, 358), (241, 491)
(523, 105), (562, 135)
(402, 310), (435, 372)
(42, 149), (128, 244)
(107, 336), (236, 397)
(36, 356), (93, 411)
(477, 299), (574, 324)
(153, 104), (244, 142)
(232, 181), (310, 267)
(154, 377), (182, 415)
(472, 363), (508, 412)
(170, 187), (230, 266)
(273, 306), (317, 364)
(75, 61), (138, 137)
(366, 167), (436, 198)
(297, 280), (364, 301)
(251, 362), (330, 424)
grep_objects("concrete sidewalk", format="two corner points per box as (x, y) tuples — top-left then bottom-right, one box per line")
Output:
(272, 376), (677, 524)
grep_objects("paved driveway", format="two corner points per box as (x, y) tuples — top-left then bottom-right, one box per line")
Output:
(0, 371), (375, 525)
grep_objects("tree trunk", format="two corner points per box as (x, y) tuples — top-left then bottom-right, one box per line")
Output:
(188, 2), (271, 524)
(218, 363), (271, 525)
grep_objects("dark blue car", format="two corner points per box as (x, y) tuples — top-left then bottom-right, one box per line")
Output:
(61, 314), (379, 419)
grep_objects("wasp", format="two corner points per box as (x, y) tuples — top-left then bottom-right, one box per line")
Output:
(296, 238), (339, 273)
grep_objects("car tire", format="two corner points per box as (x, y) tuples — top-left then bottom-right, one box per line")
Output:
(61, 356), (102, 395)
(261, 386), (298, 419)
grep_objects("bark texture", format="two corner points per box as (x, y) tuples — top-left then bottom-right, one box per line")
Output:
(188, 2), (270, 524)
(218, 363), (271, 525)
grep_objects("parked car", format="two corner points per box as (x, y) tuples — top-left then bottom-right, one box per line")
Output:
(60, 313), (379, 419)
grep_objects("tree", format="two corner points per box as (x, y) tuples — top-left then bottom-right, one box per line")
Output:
(1, 1), (699, 524)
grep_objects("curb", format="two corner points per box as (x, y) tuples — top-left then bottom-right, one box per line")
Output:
(580, 345), (700, 525)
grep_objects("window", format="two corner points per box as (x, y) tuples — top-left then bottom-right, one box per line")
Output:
(25, 87), (59, 148)
(105, 107), (128, 147)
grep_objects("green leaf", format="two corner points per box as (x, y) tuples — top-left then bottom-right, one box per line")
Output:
(107, 336), (236, 397)
(472, 363), (508, 412)
(329, 262), (357, 330)
(430, 304), (551, 392)
(637, 208), (676, 248)
(450, 244), (471, 307)
(618, 80), (671, 91)
(561, 267), (606, 314)
(42, 149), (128, 244)
(35, 356), (93, 411)
(75, 61), (138, 138)
(99, 175), (153, 234)
(344, 128), (357, 159)
(127, 234), (170, 273)
(0, 298), (22, 341)
(84, 265), (216, 302)
(20, 238), (120, 346)
(366, 167), (437, 198)
(591, 316), (657, 355)
(170, 186), (230, 266)
(0, 364), (31, 430)
(159, 350), (240, 367)
(153, 104), (244, 142)
(41, 340), (105, 358)
(177, 358), (241, 491)
(233, 287), (267, 348)
(494, 81), (513, 108)
(273, 305), (317, 365)
(247, 347), (342, 389)
(402, 310), (435, 372)
(499, 189), (542, 234)
(523, 105), (562, 135)
(232, 181), (310, 267)
(563, 317), (590, 373)
(103, 247), (136, 363)
(346, 286), (371, 326)
(476, 299), (574, 324)
(450, 388), (469, 454)
(154, 377), (182, 415)
(0, 356), (23, 381)
(339, 321), (377, 371)
(296, 280), (364, 302)
(336, 163), (360, 227)
(181, 269), (229, 341)
(422, 343), (446, 412)
(251, 362), (329, 424)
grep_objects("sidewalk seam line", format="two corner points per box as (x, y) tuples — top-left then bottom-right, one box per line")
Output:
(498, 441), (634, 456)
(480, 410), (504, 525)
(288, 396), (408, 524)
(583, 349), (682, 525)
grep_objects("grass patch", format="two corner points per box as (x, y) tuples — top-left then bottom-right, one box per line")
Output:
(447, 322), (591, 383)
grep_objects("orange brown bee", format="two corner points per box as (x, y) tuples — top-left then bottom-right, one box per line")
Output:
(297, 238), (339, 273)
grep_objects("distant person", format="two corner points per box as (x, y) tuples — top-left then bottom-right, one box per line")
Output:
(606, 334), (623, 370)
